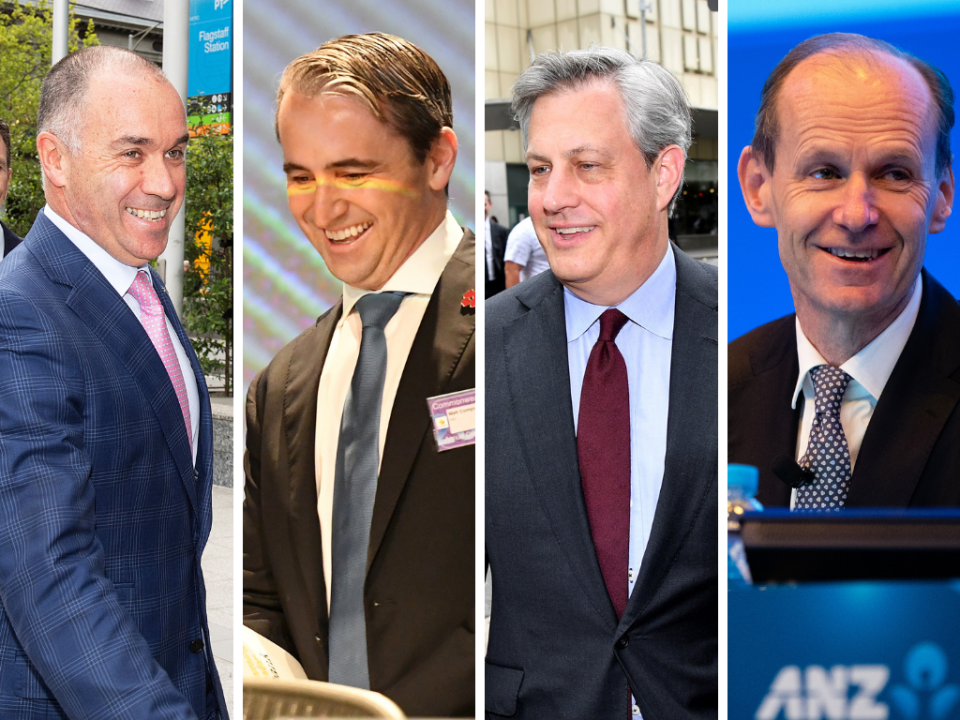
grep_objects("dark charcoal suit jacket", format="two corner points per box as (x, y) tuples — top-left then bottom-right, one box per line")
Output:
(485, 220), (508, 299)
(243, 230), (476, 717)
(485, 246), (718, 719)
(729, 269), (960, 508)
(2, 220), (22, 258)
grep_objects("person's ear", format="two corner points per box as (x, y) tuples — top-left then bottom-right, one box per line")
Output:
(0, 167), (10, 206)
(426, 127), (458, 192)
(929, 165), (954, 234)
(738, 146), (777, 228)
(655, 145), (685, 213)
(37, 132), (70, 189)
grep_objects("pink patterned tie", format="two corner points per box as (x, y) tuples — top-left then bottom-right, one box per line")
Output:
(128, 270), (192, 453)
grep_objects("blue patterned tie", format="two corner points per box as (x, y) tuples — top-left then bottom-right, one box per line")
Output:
(795, 365), (853, 511)
(328, 292), (404, 688)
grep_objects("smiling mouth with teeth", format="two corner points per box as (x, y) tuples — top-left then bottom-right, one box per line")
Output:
(554, 226), (596, 235)
(126, 208), (167, 222)
(825, 247), (891, 262)
(325, 222), (372, 243)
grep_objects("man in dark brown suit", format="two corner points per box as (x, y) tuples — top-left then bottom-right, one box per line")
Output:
(243, 33), (475, 717)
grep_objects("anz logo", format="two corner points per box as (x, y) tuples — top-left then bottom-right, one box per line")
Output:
(755, 643), (960, 720)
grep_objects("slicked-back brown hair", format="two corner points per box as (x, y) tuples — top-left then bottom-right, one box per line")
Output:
(276, 32), (452, 164)
(752, 32), (955, 177)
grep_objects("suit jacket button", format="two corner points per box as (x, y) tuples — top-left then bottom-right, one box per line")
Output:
(189, 638), (204, 654)
(617, 636), (629, 649)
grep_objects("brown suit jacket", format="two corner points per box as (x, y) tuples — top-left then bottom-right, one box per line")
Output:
(243, 230), (476, 717)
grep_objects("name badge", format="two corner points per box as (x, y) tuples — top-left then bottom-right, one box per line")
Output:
(427, 389), (476, 451)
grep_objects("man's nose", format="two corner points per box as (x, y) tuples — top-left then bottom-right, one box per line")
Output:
(540, 168), (580, 214)
(141, 155), (179, 201)
(310, 178), (350, 227)
(833, 175), (880, 232)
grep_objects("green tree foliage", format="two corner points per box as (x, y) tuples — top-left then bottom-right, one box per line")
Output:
(0, 1), (99, 235)
(0, 4), (234, 396)
(183, 128), (233, 395)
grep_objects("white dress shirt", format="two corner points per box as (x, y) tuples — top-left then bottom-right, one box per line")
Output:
(504, 216), (550, 283)
(316, 210), (462, 612)
(790, 275), (923, 507)
(43, 205), (200, 464)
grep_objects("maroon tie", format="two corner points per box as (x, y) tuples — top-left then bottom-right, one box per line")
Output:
(578, 308), (631, 619)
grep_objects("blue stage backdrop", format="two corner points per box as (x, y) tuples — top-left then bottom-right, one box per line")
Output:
(242, 0), (475, 391)
(729, 0), (960, 340)
(730, 580), (960, 720)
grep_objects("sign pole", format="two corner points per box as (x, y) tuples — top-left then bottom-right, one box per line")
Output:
(161, 0), (189, 317)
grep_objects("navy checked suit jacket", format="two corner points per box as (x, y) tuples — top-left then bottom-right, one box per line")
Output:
(0, 212), (227, 719)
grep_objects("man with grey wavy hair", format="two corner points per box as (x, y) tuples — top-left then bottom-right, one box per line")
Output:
(485, 45), (718, 719)
(512, 46), (692, 211)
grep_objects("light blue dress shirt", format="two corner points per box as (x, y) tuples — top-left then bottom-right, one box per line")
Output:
(565, 244), (676, 610)
(565, 245), (676, 718)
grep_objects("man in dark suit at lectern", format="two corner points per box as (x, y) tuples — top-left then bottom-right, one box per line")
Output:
(486, 46), (718, 719)
(731, 33), (960, 509)
(243, 33), (475, 718)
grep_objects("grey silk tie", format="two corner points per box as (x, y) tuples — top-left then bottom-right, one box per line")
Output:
(795, 365), (853, 511)
(328, 291), (404, 689)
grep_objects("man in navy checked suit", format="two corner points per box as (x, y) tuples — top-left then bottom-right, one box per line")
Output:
(0, 47), (227, 719)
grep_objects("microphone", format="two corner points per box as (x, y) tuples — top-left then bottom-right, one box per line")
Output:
(772, 455), (815, 489)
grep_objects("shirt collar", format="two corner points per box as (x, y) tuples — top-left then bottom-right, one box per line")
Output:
(342, 210), (460, 316)
(564, 243), (676, 343)
(791, 274), (923, 408)
(44, 205), (147, 296)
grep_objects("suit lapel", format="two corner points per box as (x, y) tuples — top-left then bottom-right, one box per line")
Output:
(621, 250), (717, 628)
(503, 272), (616, 629)
(742, 320), (799, 508)
(849, 272), (960, 506)
(152, 266), (212, 538)
(29, 214), (200, 512)
(283, 303), (341, 618)
(368, 231), (476, 570)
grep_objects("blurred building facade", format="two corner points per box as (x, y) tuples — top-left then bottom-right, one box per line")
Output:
(485, 0), (718, 260)
(74, 0), (165, 64)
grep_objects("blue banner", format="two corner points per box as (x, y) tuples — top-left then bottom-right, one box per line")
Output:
(730, 581), (960, 719)
(188, 0), (232, 97)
